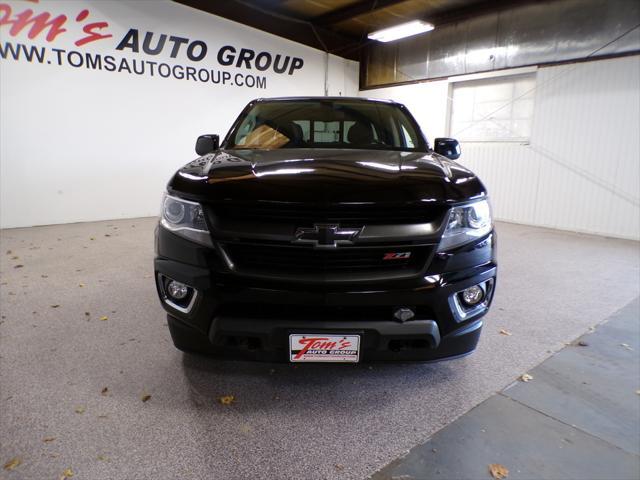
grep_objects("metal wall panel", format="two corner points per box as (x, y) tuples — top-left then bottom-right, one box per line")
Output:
(494, 3), (559, 69)
(396, 35), (429, 82)
(463, 13), (500, 74)
(459, 57), (640, 239)
(425, 22), (467, 79)
(363, 0), (640, 88)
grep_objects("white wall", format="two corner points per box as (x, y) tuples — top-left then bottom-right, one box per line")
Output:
(363, 56), (640, 240)
(0, 0), (358, 228)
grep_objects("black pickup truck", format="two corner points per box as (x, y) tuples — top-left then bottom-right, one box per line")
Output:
(154, 97), (496, 363)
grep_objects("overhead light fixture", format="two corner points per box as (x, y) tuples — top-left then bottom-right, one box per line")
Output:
(367, 20), (434, 43)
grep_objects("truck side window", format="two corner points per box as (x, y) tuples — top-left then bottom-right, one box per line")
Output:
(293, 120), (311, 142)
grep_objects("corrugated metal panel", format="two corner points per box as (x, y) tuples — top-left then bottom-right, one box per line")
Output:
(363, 0), (640, 88)
(459, 56), (640, 239)
(458, 144), (540, 223)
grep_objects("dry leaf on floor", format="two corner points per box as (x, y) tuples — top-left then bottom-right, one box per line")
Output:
(219, 395), (235, 405)
(43, 437), (56, 443)
(41, 275), (48, 278)
(620, 343), (634, 351)
(141, 394), (151, 402)
(499, 329), (512, 336)
(101, 387), (109, 396)
(489, 463), (509, 479)
(3, 457), (21, 470)
(74, 406), (85, 414)
(335, 464), (345, 471)
(97, 455), (109, 461)
(78, 283), (85, 288)
(51, 305), (60, 308)
(577, 341), (589, 347)
(520, 373), (533, 382)
(89, 237), (95, 241)
(14, 264), (24, 269)
(11, 256), (19, 260)
(99, 316), (108, 321)
(60, 467), (74, 479)
(84, 312), (90, 316)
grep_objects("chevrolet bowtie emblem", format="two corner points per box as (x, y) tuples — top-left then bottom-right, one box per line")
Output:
(293, 224), (362, 248)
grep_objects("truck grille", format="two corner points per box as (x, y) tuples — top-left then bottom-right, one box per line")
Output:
(224, 243), (431, 277)
(212, 202), (446, 225)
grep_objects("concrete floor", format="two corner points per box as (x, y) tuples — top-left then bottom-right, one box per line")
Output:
(1, 219), (638, 480)
(373, 298), (640, 479)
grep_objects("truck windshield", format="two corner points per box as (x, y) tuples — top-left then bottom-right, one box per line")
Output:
(226, 100), (427, 151)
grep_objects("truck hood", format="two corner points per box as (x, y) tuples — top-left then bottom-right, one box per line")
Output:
(168, 148), (486, 204)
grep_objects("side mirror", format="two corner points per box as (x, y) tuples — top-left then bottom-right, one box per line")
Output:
(434, 137), (461, 160)
(195, 134), (219, 156)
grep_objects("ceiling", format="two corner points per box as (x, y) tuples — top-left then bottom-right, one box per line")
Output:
(174, 0), (525, 60)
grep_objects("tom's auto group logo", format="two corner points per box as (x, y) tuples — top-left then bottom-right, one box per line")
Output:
(0, 0), (305, 89)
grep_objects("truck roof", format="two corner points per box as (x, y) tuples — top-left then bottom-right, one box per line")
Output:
(252, 96), (400, 105)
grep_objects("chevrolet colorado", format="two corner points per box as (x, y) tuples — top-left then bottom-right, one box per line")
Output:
(154, 97), (496, 362)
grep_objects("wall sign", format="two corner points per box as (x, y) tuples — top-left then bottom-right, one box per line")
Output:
(0, 0), (357, 229)
(0, 0), (305, 89)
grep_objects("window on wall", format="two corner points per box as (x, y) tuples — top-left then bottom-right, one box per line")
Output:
(449, 73), (536, 142)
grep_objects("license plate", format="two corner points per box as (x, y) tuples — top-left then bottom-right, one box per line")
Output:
(289, 334), (360, 363)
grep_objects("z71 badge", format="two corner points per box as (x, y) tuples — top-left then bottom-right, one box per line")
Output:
(383, 252), (412, 260)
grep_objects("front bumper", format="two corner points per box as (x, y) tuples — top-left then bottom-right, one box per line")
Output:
(154, 226), (497, 362)
(167, 313), (485, 362)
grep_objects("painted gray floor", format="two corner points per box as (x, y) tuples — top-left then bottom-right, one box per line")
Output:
(372, 298), (640, 480)
(1, 219), (638, 480)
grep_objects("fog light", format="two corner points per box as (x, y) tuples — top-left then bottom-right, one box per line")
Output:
(461, 285), (484, 306)
(167, 280), (189, 300)
(393, 307), (415, 322)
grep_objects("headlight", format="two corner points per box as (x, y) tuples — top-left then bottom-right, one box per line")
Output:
(160, 193), (212, 246)
(438, 199), (492, 251)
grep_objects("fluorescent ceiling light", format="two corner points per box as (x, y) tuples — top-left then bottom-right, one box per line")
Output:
(368, 20), (434, 43)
